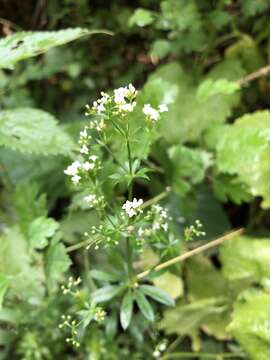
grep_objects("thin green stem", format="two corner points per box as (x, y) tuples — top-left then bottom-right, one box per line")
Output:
(66, 240), (93, 253)
(141, 189), (171, 209)
(161, 352), (244, 359)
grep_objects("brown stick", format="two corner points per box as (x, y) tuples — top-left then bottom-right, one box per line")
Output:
(237, 65), (270, 86)
(136, 228), (244, 280)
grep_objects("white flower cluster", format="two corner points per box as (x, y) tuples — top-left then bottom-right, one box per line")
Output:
(152, 204), (170, 232)
(92, 91), (110, 114)
(122, 198), (143, 218)
(143, 103), (168, 121)
(84, 193), (104, 208)
(153, 340), (168, 358)
(64, 156), (99, 184)
(113, 83), (137, 113)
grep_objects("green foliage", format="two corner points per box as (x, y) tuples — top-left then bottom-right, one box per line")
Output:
(0, 108), (75, 155)
(229, 290), (270, 360)
(0, 28), (90, 69)
(220, 236), (270, 283)
(217, 111), (270, 208)
(2, 1), (270, 358)
(129, 9), (154, 27)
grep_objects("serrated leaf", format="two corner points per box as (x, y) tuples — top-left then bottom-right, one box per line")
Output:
(140, 285), (175, 306)
(28, 216), (59, 249)
(90, 270), (121, 282)
(0, 28), (103, 69)
(92, 285), (124, 303)
(0, 108), (75, 155)
(129, 9), (154, 27)
(120, 290), (133, 330)
(45, 238), (71, 291)
(220, 235), (270, 283)
(197, 79), (239, 100)
(229, 289), (270, 360)
(134, 289), (154, 322)
(216, 110), (270, 208)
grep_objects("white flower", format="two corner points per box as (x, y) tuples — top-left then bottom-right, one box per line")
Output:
(119, 102), (136, 112)
(92, 92), (110, 114)
(143, 104), (160, 121)
(89, 155), (98, 162)
(162, 223), (168, 232)
(113, 84), (137, 113)
(84, 194), (97, 205)
(122, 198), (143, 218)
(80, 128), (88, 138)
(64, 161), (81, 176)
(80, 144), (89, 155)
(158, 104), (168, 113)
(138, 227), (144, 237)
(82, 161), (95, 171)
(71, 174), (81, 184)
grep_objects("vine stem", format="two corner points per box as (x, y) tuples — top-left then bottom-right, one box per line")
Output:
(136, 228), (244, 280)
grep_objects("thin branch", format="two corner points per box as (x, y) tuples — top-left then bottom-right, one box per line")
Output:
(237, 64), (270, 86)
(141, 188), (171, 210)
(136, 228), (244, 280)
(161, 352), (244, 359)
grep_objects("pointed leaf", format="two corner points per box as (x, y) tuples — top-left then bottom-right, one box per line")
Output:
(92, 285), (123, 303)
(120, 290), (133, 330)
(134, 289), (154, 322)
(140, 285), (175, 306)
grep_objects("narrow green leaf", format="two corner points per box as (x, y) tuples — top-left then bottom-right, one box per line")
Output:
(0, 274), (9, 308)
(134, 289), (154, 322)
(140, 285), (175, 307)
(90, 270), (121, 282)
(92, 285), (123, 303)
(120, 290), (133, 330)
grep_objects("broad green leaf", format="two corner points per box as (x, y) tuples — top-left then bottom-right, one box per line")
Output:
(92, 285), (124, 303)
(186, 256), (231, 340)
(229, 289), (270, 360)
(216, 110), (270, 208)
(153, 272), (183, 299)
(159, 297), (227, 336)
(14, 183), (47, 236)
(0, 275), (9, 308)
(213, 174), (252, 205)
(140, 285), (175, 307)
(220, 235), (270, 282)
(168, 145), (212, 196)
(0, 108), (75, 155)
(0, 227), (45, 299)
(143, 59), (245, 144)
(120, 290), (133, 330)
(45, 237), (71, 291)
(129, 9), (155, 27)
(0, 28), (101, 69)
(197, 79), (239, 100)
(90, 270), (121, 282)
(28, 216), (59, 249)
(134, 289), (154, 322)
(150, 39), (171, 59)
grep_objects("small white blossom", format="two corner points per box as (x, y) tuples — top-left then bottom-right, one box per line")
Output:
(89, 155), (98, 162)
(158, 104), (168, 113)
(84, 194), (97, 206)
(92, 92), (110, 114)
(71, 175), (81, 184)
(122, 198), (143, 218)
(143, 104), (160, 121)
(82, 161), (95, 171)
(80, 128), (88, 138)
(80, 144), (89, 155)
(64, 161), (81, 176)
